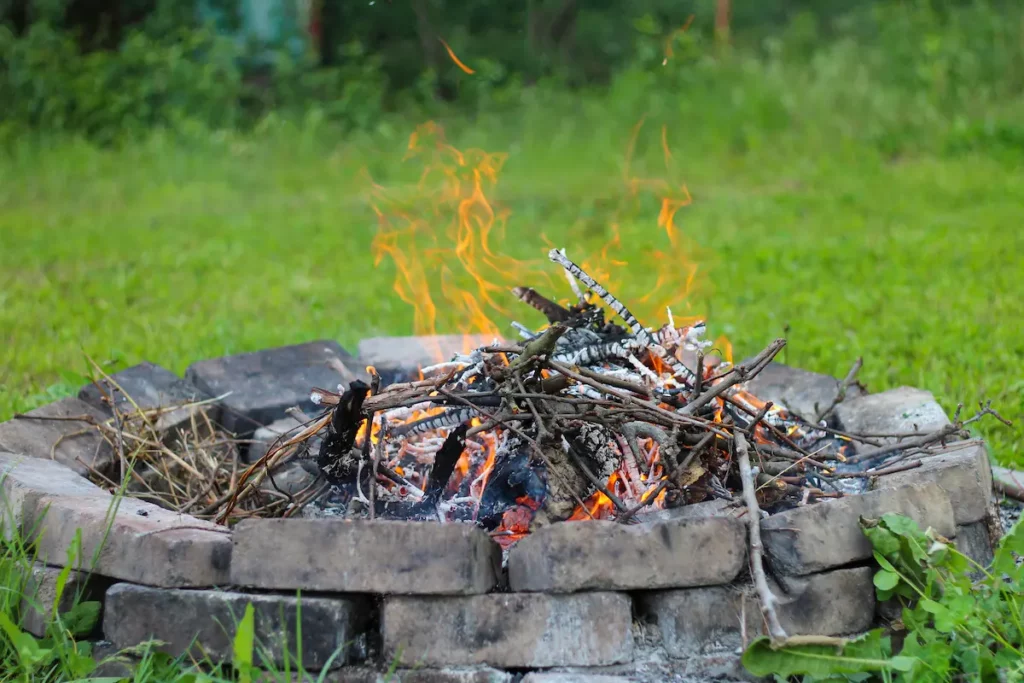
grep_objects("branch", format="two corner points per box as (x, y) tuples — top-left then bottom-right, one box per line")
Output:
(736, 431), (788, 645)
(680, 339), (786, 416)
(813, 357), (862, 424)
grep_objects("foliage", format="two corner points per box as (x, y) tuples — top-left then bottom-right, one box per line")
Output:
(742, 513), (1024, 681)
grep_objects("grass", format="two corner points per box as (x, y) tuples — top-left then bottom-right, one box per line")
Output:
(2, 79), (1021, 466)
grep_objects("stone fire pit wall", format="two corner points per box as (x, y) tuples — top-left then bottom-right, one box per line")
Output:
(0, 338), (1001, 683)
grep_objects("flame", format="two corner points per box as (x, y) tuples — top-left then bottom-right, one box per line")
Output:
(439, 38), (475, 74)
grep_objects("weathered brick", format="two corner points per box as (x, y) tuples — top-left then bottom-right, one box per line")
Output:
(740, 361), (864, 422)
(639, 568), (876, 656)
(761, 483), (955, 575)
(28, 495), (231, 587)
(326, 668), (512, 683)
(0, 398), (114, 477)
(78, 361), (215, 436)
(104, 583), (369, 670)
(631, 498), (744, 525)
(382, 593), (634, 668)
(774, 567), (875, 636)
(20, 563), (98, 638)
(835, 387), (950, 441)
(232, 519), (500, 595)
(519, 675), (634, 683)
(508, 517), (746, 592)
(246, 414), (320, 463)
(955, 521), (995, 569)
(185, 340), (367, 435)
(872, 442), (992, 525)
(357, 335), (502, 380)
(0, 452), (108, 539)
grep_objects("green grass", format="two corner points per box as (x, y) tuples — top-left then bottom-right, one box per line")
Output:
(1, 52), (1023, 467)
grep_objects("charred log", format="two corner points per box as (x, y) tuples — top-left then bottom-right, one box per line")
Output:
(317, 380), (370, 487)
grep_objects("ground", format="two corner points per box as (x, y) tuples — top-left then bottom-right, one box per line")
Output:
(1, 99), (1022, 467)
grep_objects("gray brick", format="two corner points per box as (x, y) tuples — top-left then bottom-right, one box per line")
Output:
(774, 567), (875, 636)
(739, 361), (864, 422)
(104, 584), (369, 670)
(835, 387), (950, 441)
(1, 452), (108, 539)
(232, 519), (499, 595)
(185, 340), (366, 435)
(326, 669), (512, 683)
(761, 483), (955, 575)
(20, 563), (97, 638)
(247, 415), (321, 464)
(0, 398), (114, 477)
(955, 520), (995, 570)
(382, 593), (634, 668)
(872, 442), (992, 524)
(78, 362), (216, 436)
(28, 495), (231, 587)
(357, 335), (502, 378)
(508, 517), (746, 592)
(639, 568), (876, 657)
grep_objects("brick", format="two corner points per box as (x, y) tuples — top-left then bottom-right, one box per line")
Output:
(79, 362), (215, 436)
(872, 442), (992, 525)
(508, 517), (746, 592)
(20, 563), (98, 638)
(104, 583), (369, 670)
(185, 340), (367, 435)
(258, 461), (318, 497)
(382, 593), (633, 668)
(28, 495), (231, 587)
(835, 387), (950, 441)
(326, 669), (513, 683)
(0, 398), (114, 477)
(774, 567), (875, 636)
(739, 361), (864, 422)
(955, 521), (995, 569)
(247, 415), (322, 463)
(0, 452), (108, 539)
(232, 519), (500, 595)
(357, 335), (502, 380)
(633, 498), (744, 524)
(639, 568), (876, 656)
(90, 640), (135, 679)
(520, 675), (634, 683)
(761, 483), (955, 575)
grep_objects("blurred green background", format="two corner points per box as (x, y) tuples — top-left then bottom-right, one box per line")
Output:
(0, 0), (1021, 464)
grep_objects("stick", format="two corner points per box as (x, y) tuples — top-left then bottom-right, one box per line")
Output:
(813, 357), (863, 424)
(563, 438), (626, 512)
(617, 479), (669, 523)
(736, 431), (788, 645)
(680, 339), (786, 416)
(993, 466), (1024, 504)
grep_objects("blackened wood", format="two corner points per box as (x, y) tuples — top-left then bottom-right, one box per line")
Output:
(424, 424), (468, 505)
(317, 380), (370, 486)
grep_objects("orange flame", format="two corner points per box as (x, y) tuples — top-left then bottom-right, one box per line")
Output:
(439, 38), (475, 74)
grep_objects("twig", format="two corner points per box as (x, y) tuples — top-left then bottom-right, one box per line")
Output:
(680, 339), (786, 416)
(563, 438), (626, 512)
(834, 460), (922, 478)
(736, 431), (788, 645)
(617, 479), (669, 523)
(813, 357), (863, 424)
(993, 466), (1024, 504)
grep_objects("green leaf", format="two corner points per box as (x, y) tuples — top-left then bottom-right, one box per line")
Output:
(741, 635), (906, 677)
(233, 602), (256, 683)
(0, 612), (52, 671)
(874, 569), (900, 591)
(63, 600), (102, 637)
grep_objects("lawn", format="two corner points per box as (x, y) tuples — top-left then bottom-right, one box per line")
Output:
(1, 73), (1022, 467)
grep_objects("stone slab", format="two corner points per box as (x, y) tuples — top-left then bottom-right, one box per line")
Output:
(872, 443), (992, 525)
(835, 387), (950, 441)
(104, 583), (369, 670)
(739, 361), (864, 422)
(761, 483), (956, 575)
(0, 452), (108, 540)
(326, 668), (512, 683)
(357, 335), (503, 376)
(20, 563), (96, 638)
(382, 593), (633, 668)
(185, 340), (366, 435)
(639, 567), (876, 657)
(633, 498), (744, 525)
(27, 494), (231, 587)
(508, 517), (746, 592)
(78, 361), (216, 436)
(0, 398), (114, 477)
(232, 519), (500, 595)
